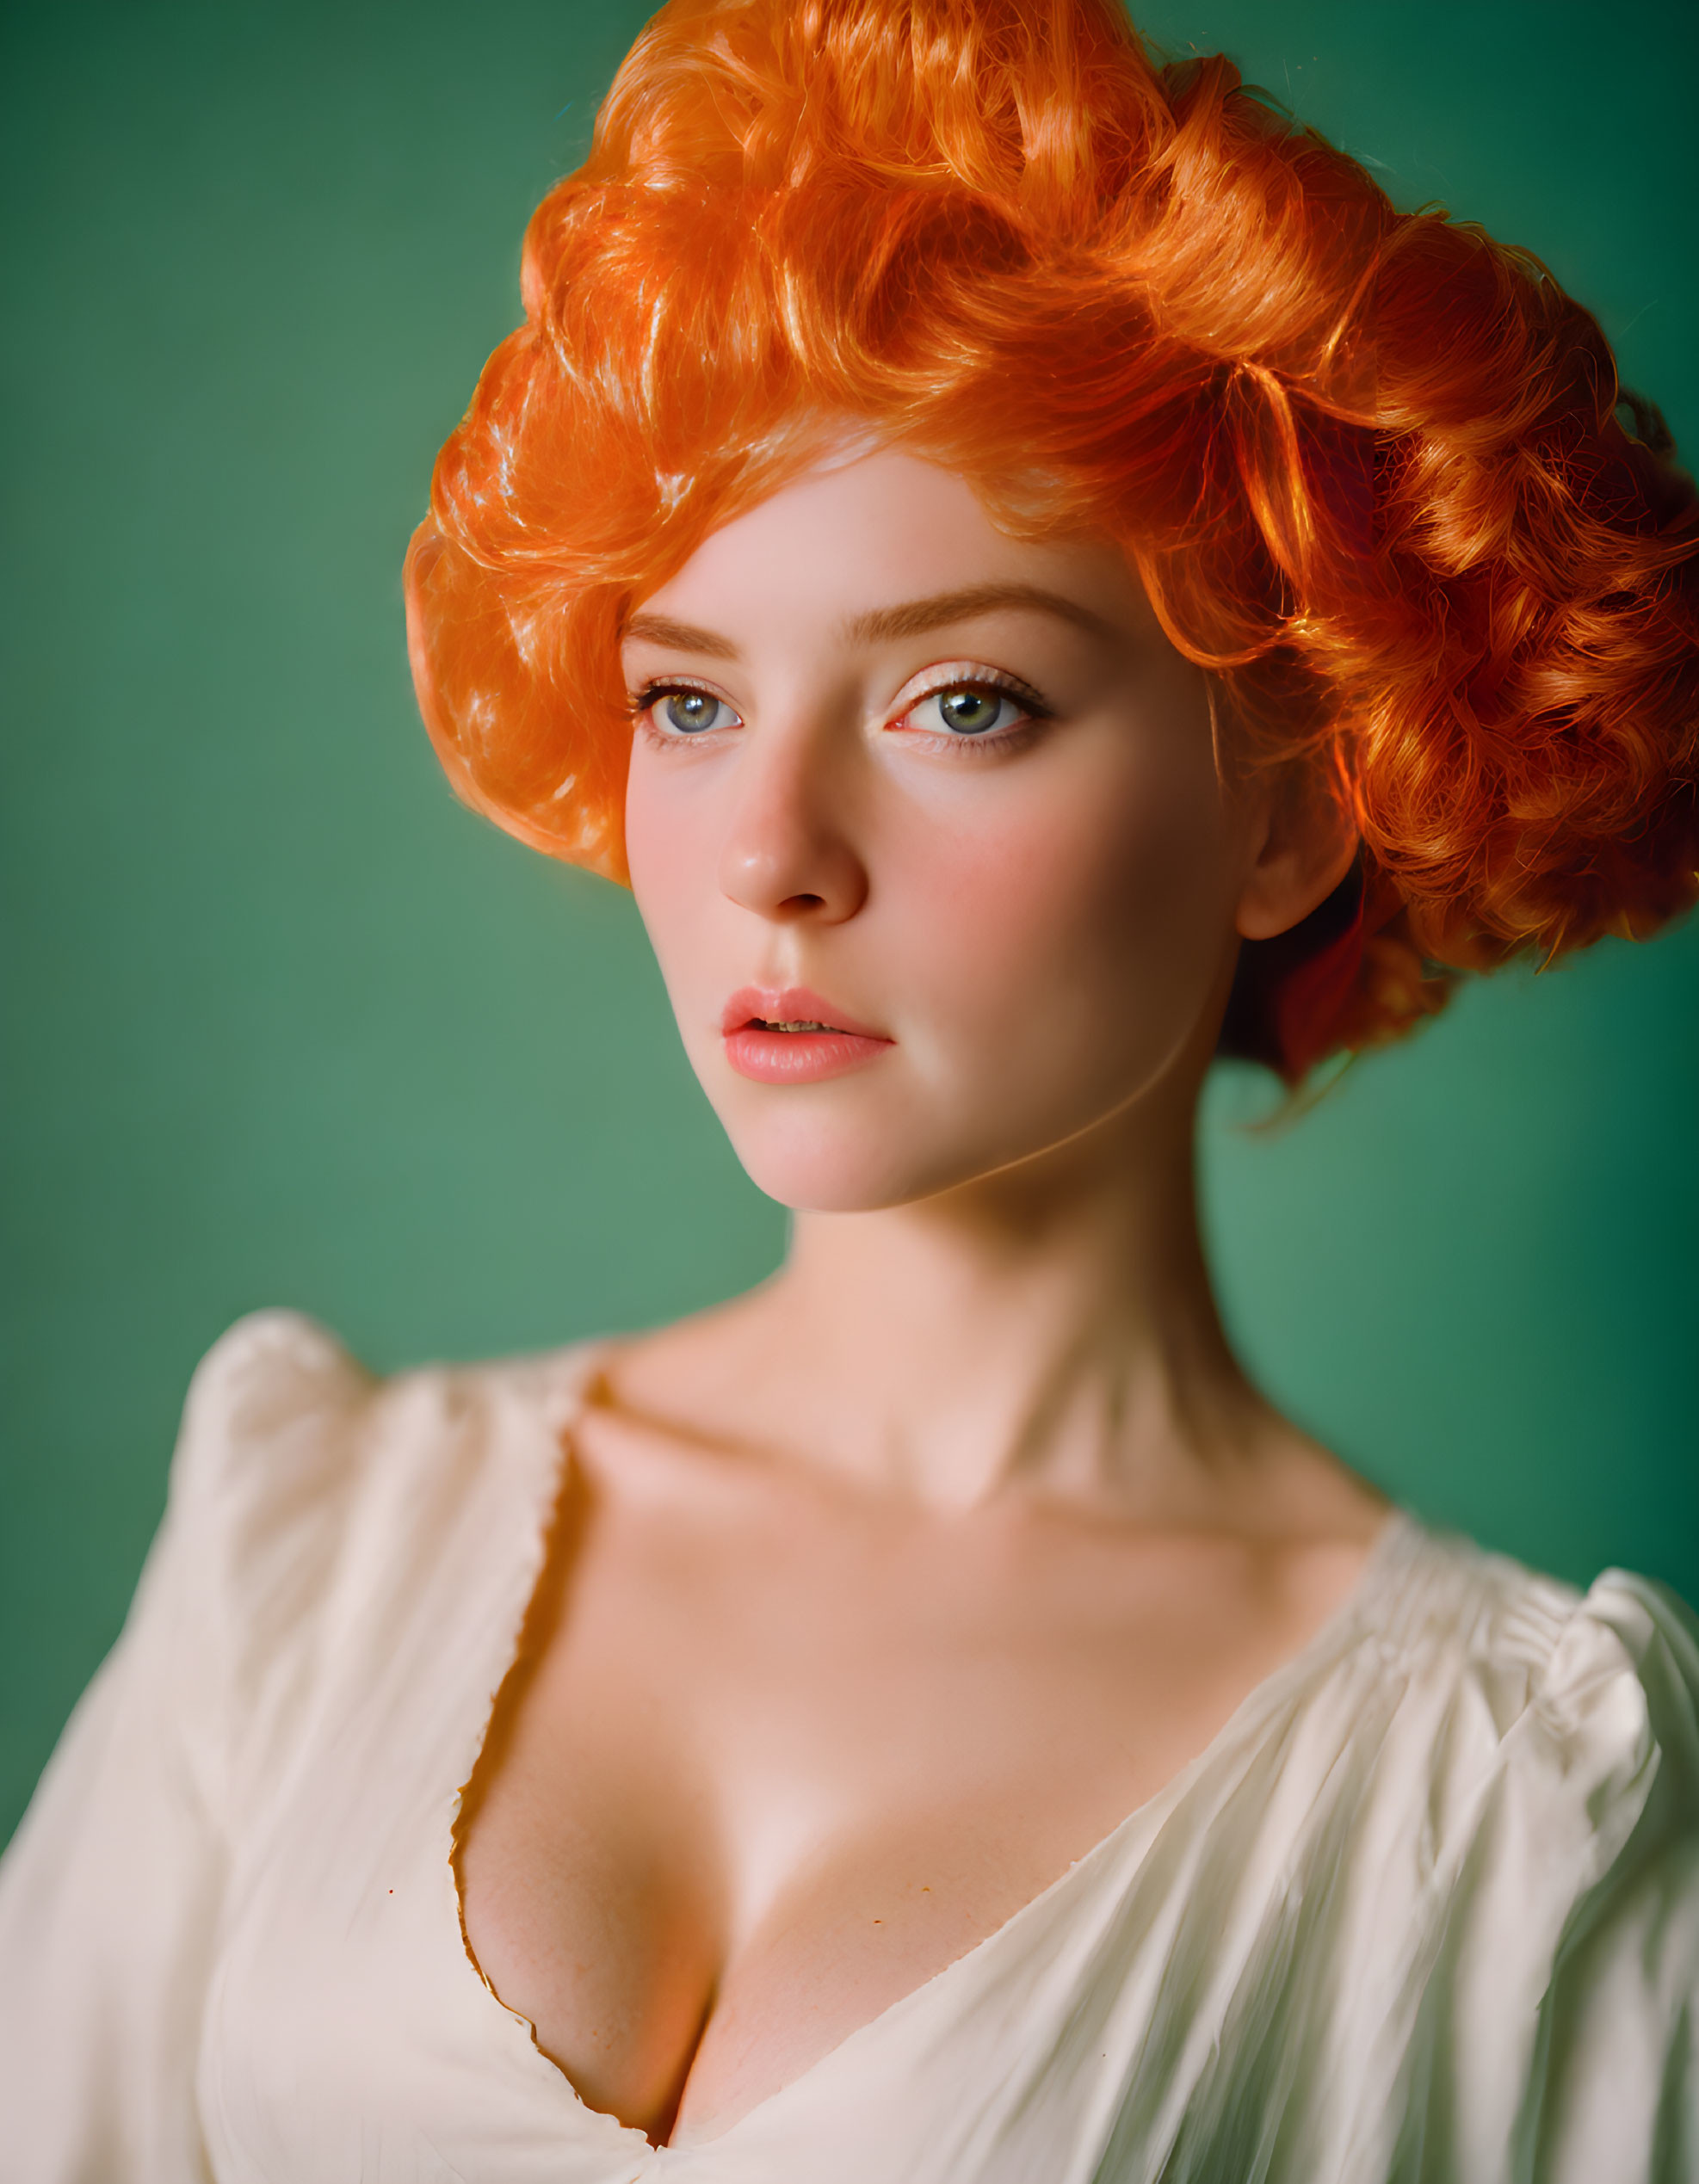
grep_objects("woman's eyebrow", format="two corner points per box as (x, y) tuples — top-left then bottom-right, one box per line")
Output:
(623, 583), (1117, 662)
(622, 613), (741, 659)
(847, 583), (1116, 644)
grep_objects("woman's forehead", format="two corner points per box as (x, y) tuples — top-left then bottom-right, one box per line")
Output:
(625, 448), (1156, 648)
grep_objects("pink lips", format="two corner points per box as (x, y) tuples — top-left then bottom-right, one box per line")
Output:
(720, 985), (894, 1084)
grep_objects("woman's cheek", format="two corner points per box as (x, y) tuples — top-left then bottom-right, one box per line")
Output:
(893, 767), (1193, 1014)
(892, 764), (1233, 1109)
(626, 771), (723, 1021)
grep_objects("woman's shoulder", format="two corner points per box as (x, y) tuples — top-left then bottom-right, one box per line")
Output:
(1381, 1516), (1699, 1904)
(162, 1311), (599, 1746)
(170, 1307), (373, 1514)
(1371, 1524), (1699, 2156)
(1396, 1518), (1696, 1737)
(172, 1305), (600, 1514)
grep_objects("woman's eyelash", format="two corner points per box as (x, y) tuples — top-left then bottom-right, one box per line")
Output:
(891, 673), (1055, 752)
(627, 676), (723, 715)
(904, 672), (1053, 719)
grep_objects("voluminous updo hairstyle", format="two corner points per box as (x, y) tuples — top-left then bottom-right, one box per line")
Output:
(405, 0), (1699, 1083)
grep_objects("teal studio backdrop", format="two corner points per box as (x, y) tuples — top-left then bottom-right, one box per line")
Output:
(3, 0), (1696, 1844)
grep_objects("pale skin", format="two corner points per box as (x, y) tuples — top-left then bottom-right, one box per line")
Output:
(458, 447), (1390, 2150)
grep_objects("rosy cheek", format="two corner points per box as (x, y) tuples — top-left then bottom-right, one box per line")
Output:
(887, 758), (1226, 1056)
(884, 805), (1095, 1035)
(914, 761), (1126, 932)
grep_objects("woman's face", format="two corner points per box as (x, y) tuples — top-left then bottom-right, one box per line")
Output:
(622, 449), (1294, 1213)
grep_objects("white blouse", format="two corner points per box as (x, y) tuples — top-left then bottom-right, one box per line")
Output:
(2, 1309), (1696, 2183)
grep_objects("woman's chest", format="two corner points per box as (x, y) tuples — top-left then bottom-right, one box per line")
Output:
(183, 1441), (1541, 2184)
(454, 1451), (1349, 2144)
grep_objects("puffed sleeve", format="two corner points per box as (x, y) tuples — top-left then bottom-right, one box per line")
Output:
(0, 1310), (372, 2184)
(1526, 1571), (1699, 2183)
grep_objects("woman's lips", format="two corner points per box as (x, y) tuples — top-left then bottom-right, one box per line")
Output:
(720, 985), (893, 1084)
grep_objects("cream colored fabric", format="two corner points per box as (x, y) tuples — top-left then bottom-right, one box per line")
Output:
(3, 1309), (1696, 2183)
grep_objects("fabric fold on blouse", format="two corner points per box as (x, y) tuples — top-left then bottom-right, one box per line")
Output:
(1, 1308), (1695, 2183)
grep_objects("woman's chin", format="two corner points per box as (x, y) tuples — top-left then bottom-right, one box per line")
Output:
(726, 1138), (948, 1216)
(714, 1107), (983, 1217)
(702, 1058), (1166, 1216)
(714, 1100), (1087, 1217)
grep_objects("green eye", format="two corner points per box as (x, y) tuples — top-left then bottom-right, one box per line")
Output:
(657, 690), (736, 734)
(913, 685), (1024, 737)
(937, 688), (1004, 733)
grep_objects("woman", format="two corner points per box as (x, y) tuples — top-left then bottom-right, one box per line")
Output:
(3, 0), (1696, 2175)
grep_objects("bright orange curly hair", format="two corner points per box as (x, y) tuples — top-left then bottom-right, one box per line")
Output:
(405, 0), (1699, 1083)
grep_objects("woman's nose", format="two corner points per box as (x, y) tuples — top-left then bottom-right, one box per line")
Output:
(717, 719), (869, 925)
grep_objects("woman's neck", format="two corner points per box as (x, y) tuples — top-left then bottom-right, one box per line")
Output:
(769, 1112), (1252, 1515)
(616, 1081), (1316, 1529)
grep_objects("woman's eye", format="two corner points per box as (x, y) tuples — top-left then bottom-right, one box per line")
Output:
(905, 685), (1028, 737)
(650, 689), (738, 735)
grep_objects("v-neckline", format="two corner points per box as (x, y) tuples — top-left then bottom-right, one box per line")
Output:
(445, 1340), (1420, 2158)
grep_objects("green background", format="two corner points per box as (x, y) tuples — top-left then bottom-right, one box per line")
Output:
(3, 0), (1696, 1846)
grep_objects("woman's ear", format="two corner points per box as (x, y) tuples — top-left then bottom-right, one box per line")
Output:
(1233, 762), (1360, 942)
